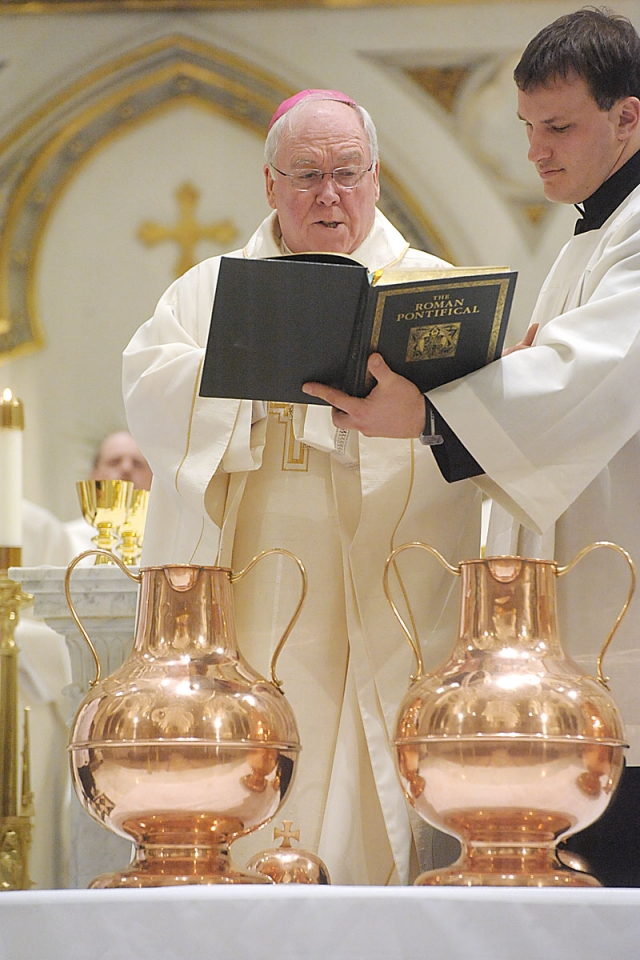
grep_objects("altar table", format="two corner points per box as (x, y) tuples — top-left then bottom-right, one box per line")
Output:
(1, 885), (639, 960)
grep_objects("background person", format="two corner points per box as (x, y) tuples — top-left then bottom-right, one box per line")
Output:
(88, 429), (153, 491)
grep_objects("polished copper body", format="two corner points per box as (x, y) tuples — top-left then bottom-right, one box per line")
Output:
(246, 820), (331, 884)
(65, 551), (305, 887)
(386, 543), (634, 886)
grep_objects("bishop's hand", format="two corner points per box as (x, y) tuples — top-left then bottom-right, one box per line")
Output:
(502, 323), (539, 356)
(302, 353), (426, 439)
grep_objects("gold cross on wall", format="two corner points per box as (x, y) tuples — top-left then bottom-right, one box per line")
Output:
(138, 181), (239, 278)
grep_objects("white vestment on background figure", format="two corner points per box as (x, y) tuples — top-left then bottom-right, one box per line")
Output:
(64, 516), (95, 559)
(428, 184), (640, 763)
(123, 209), (482, 884)
(18, 501), (74, 888)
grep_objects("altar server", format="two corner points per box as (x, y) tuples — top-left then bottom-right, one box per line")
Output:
(303, 9), (640, 885)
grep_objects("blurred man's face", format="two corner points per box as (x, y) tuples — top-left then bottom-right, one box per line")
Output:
(518, 73), (631, 204)
(92, 432), (152, 490)
(264, 100), (380, 254)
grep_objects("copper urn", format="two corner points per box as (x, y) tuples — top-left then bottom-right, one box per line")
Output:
(64, 549), (306, 888)
(385, 541), (634, 886)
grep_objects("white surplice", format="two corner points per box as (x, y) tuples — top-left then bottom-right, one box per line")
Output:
(428, 184), (640, 762)
(18, 502), (74, 888)
(123, 209), (482, 884)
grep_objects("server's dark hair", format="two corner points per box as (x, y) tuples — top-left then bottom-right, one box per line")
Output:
(514, 7), (640, 109)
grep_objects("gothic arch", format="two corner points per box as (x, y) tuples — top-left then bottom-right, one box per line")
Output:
(0, 33), (448, 359)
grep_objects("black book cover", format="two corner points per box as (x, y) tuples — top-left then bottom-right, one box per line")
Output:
(199, 254), (517, 405)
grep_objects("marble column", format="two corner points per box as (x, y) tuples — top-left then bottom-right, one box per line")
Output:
(10, 565), (139, 889)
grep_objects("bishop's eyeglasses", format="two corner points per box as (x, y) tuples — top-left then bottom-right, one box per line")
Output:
(270, 162), (374, 191)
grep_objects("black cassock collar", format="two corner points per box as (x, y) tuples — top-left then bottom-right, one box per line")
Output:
(574, 148), (640, 235)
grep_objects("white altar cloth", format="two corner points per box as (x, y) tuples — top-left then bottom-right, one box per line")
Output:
(0, 885), (639, 960)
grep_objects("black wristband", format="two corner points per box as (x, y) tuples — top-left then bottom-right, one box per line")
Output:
(419, 395), (444, 446)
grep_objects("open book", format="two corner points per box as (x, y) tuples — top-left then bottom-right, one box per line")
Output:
(199, 253), (517, 405)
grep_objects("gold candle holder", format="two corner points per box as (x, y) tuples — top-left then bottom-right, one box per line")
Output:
(0, 390), (33, 890)
(0, 554), (34, 891)
(76, 479), (134, 564)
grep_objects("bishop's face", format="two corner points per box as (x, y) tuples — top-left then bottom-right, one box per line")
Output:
(264, 99), (380, 255)
(518, 73), (631, 205)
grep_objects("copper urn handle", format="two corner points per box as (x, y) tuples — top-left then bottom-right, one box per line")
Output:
(64, 549), (142, 687)
(231, 548), (308, 689)
(65, 548), (307, 691)
(384, 539), (636, 689)
(556, 540), (636, 688)
(384, 541), (460, 682)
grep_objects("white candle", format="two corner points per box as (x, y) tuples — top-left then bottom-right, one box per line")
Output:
(0, 388), (24, 548)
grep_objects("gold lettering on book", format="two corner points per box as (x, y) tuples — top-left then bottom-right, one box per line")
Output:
(406, 322), (461, 362)
(397, 292), (480, 321)
(269, 403), (309, 472)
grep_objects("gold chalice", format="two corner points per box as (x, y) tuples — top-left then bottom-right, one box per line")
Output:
(118, 488), (150, 566)
(76, 479), (134, 564)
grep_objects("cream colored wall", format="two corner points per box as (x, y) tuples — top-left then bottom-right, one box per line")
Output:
(33, 104), (270, 517)
(0, 0), (635, 521)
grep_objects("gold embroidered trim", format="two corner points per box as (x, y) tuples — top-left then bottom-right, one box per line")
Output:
(269, 402), (309, 472)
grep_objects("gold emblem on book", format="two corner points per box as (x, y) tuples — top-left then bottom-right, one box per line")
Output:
(406, 322), (461, 363)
